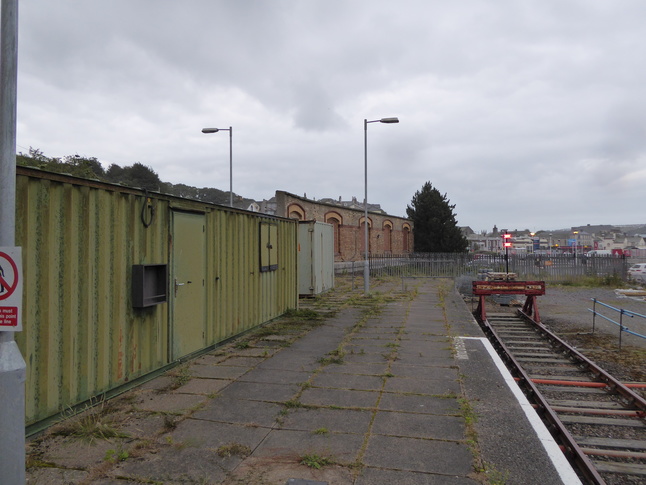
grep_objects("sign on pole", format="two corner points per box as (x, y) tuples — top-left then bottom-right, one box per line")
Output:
(0, 247), (22, 331)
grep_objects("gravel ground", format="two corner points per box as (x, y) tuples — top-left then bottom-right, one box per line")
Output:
(539, 285), (646, 350)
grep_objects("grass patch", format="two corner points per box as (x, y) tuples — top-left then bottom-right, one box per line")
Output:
(313, 427), (329, 435)
(216, 442), (252, 458)
(51, 400), (129, 443)
(300, 453), (334, 469)
(104, 447), (129, 463)
(559, 273), (627, 288)
(166, 364), (192, 390)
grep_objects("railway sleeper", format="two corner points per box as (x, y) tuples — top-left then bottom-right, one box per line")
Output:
(575, 436), (646, 452)
(593, 461), (646, 478)
(559, 414), (645, 427)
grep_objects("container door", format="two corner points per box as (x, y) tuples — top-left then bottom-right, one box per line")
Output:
(171, 211), (206, 360)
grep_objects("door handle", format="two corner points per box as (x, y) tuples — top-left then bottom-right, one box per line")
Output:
(174, 279), (185, 297)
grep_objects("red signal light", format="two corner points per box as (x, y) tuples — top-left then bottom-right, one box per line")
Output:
(502, 233), (512, 247)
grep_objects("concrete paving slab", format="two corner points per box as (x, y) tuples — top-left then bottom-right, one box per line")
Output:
(117, 412), (166, 439)
(217, 355), (266, 367)
(40, 435), (121, 469)
(172, 376), (232, 395)
(363, 435), (473, 475)
(383, 376), (461, 395)
(310, 372), (384, 391)
(192, 396), (283, 427)
(169, 417), (271, 448)
(219, 381), (300, 402)
(345, 342), (395, 354)
(252, 429), (364, 466)
(371, 410), (466, 440)
(393, 354), (457, 366)
(137, 375), (175, 391)
(389, 363), (459, 380)
(288, 337), (343, 354)
(26, 467), (90, 484)
(135, 392), (207, 414)
(279, 407), (373, 434)
(239, 368), (313, 385)
(193, 353), (229, 366)
(190, 364), (250, 380)
(225, 457), (353, 485)
(378, 393), (460, 414)
(113, 446), (234, 483)
(340, 352), (390, 365)
(355, 467), (479, 485)
(226, 347), (281, 358)
(316, 362), (388, 376)
(255, 352), (321, 372)
(299, 387), (380, 408)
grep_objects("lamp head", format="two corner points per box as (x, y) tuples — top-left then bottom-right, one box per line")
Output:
(379, 117), (399, 124)
(202, 128), (219, 133)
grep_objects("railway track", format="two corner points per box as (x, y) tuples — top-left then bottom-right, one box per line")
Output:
(477, 309), (646, 485)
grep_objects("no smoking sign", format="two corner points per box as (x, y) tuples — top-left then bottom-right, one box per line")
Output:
(0, 247), (22, 331)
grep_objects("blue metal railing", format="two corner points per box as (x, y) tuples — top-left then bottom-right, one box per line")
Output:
(588, 298), (646, 348)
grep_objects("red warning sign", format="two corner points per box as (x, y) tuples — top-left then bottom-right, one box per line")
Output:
(0, 251), (19, 300)
(0, 248), (22, 331)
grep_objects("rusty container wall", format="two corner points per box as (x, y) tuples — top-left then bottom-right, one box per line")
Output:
(205, 209), (298, 345)
(15, 169), (169, 426)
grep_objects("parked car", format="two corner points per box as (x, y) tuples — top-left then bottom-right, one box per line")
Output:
(628, 263), (646, 283)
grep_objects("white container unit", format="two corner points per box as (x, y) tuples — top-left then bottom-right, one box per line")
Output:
(298, 221), (334, 296)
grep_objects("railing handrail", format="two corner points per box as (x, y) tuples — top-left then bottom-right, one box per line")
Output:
(588, 298), (646, 342)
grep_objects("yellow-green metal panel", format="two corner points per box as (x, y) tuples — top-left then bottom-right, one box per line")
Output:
(15, 170), (169, 426)
(204, 211), (298, 344)
(15, 167), (298, 428)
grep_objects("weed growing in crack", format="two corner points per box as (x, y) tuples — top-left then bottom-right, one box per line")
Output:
(217, 443), (252, 458)
(300, 453), (334, 469)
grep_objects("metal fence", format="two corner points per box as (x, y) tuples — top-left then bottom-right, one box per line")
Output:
(366, 253), (630, 283)
(589, 299), (646, 348)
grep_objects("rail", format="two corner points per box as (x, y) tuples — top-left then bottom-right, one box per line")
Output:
(588, 298), (646, 348)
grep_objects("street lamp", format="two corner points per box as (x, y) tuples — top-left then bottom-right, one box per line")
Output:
(202, 126), (233, 207)
(363, 117), (399, 294)
(573, 231), (579, 259)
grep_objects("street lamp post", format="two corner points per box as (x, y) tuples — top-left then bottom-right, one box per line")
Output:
(202, 127), (233, 207)
(573, 231), (579, 260)
(363, 117), (399, 294)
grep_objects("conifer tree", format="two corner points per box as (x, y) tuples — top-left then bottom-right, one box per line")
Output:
(406, 181), (468, 252)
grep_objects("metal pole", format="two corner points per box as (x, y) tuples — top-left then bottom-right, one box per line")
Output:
(363, 119), (369, 294)
(0, 0), (27, 482)
(228, 126), (233, 208)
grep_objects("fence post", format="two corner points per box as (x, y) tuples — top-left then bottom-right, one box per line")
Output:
(592, 298), (596, 334)
(619, 309), (624, 350)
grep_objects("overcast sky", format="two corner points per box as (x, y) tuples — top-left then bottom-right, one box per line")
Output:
(16, 1), (646, 233)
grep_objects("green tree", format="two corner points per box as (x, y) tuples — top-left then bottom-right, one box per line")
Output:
(406, 182), (468, 253)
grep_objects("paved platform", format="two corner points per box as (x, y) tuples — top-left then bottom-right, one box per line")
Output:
(26, 279), (576, 484)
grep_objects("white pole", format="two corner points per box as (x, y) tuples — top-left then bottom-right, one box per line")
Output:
(0, 0), (27, 482)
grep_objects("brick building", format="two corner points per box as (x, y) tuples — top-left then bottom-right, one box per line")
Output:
(275, 191), (413, 262)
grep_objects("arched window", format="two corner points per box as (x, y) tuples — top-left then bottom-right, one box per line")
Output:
(383, 220), (393, 253)
(402, 223), (411, 252)
(287, 203), (305, 220)
(324, 212), (343, 255)
(359, 217), (372, 255)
